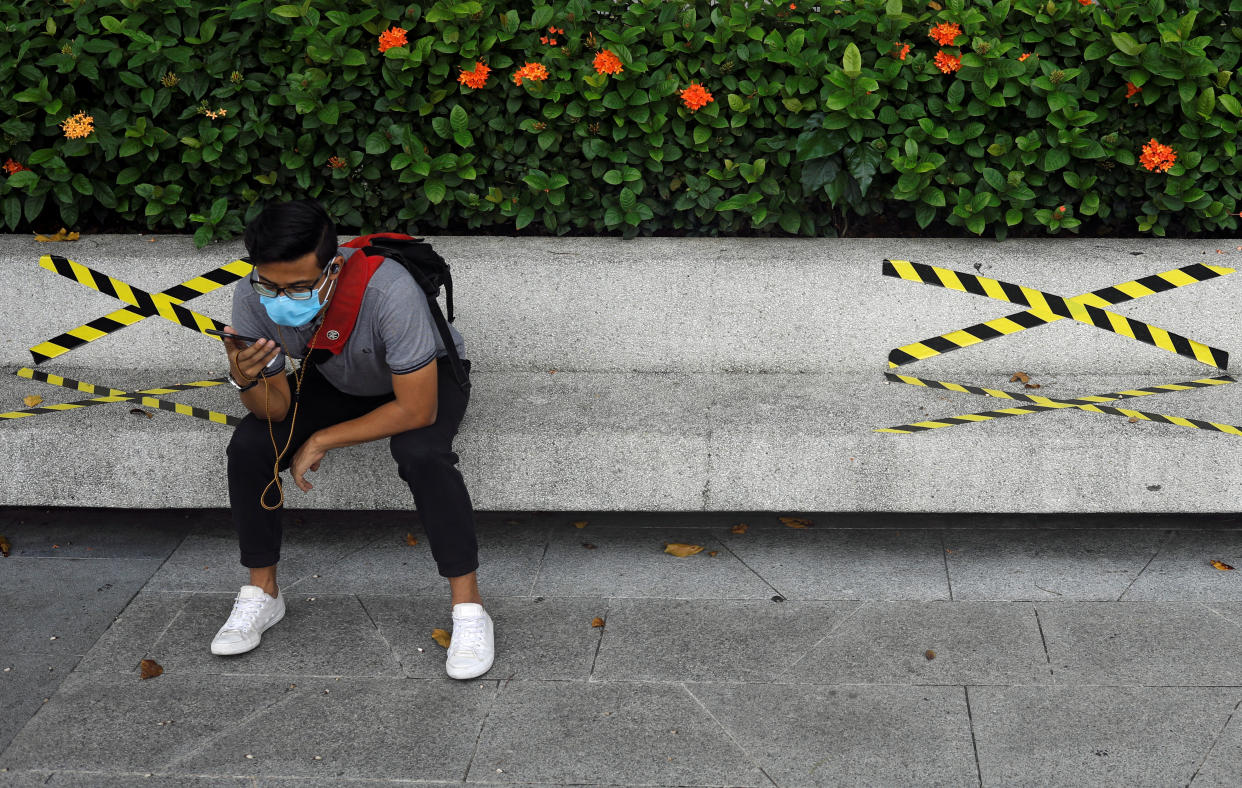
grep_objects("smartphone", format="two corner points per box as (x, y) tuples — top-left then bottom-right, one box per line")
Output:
(204, 328), (276, 347)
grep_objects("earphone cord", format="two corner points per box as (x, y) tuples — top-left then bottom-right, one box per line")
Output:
(259, 320), (324, 511)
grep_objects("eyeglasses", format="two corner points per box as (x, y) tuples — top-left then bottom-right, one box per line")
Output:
(250, 265), (331, 300)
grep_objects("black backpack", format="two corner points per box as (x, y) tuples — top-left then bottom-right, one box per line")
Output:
(337, 233), (470, 392)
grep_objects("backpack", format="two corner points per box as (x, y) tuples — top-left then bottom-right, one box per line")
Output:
(342, 232), (470, 392)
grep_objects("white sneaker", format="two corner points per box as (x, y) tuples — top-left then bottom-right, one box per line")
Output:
(210, 585), (285, 656)
(445, 602), (494, 679)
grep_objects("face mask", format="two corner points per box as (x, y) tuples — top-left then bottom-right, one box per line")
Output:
(260, 273), (336, 327)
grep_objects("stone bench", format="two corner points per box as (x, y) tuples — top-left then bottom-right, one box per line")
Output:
(1, 235), (1238, 512)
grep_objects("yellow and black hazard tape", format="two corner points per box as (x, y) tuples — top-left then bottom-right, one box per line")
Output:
(4, 367), (239, 426)
(884, 262), (1235, 368)
(31, 258), (252, 364)
(878, 372), (1242, 436)
(883, 259), (1230, 369)
(37, 255), (232, 344)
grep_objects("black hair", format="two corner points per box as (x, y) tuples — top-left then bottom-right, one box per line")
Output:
(243, 198), (338, 269)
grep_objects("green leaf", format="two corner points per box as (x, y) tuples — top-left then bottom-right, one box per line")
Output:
(843, 43), (862, 79)
(6, 171), (38, 189)
(885, 0), (902, 16)
(1005, 208), (1023, 226)
(1196, 87), (1215, 119)
(728, 93), (745, 112)
(424, 179), (446, 204)
(603, 169), (623, 185)
(210, 196), (228, 224)
(1110, 32), (1146, 56)
(1043, 148), (1070, 170)
(342, 49), (366, 67)
(516, 205), (535, 229)
(693, 126), (711, 145)
(981, 168), (1005, 191)
(272, 4), (302, 17)
(619, 187), (636, 212)
(366, 131), (391, 154)
(1219, 95), (1242, 117)
(531, 5), (553, 29)
(450, 104), (468, 134)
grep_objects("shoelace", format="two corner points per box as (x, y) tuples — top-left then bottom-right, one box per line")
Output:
(222, 596), (267, 633)
(451, 616), (488, 657)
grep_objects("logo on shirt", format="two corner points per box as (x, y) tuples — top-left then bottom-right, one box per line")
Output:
(326, 329), (340, 340)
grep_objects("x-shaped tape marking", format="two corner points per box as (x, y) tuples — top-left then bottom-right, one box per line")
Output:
(30, 254), (253, 363)
(878, 260), (1237, 436)
(4, 367), (239, 426)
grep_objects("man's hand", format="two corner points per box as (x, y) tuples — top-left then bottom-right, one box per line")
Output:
(289, 433), (327, 492)
(222, 325), (281, 383)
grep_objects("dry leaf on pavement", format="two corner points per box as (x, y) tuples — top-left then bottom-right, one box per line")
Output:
(1024, 383), (1041, 389)
(779, 516), (812, 528)
(707, 550), (718, 557)
(431, 628), (451, 648)
(591, 617), (605, 628)
(34, 228), (79, 242)
(924, 650), (936, 660)
(572, 520), (588, 529)
(663, 543), (703, 557)
(1211, 560), (1235, 571)
(22, 395), (42, 407)
(405, 533), (418, 546)
(139, 659), (163, 679)
(1009, 372), (1030, 384)
(129, 409), (153, 419)
(731, 523), (748, 534)
(0, 535), (10, 557)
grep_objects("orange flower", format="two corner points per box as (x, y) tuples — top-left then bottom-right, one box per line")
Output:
(327, 156), (348, 169)
(892, 42), (911, 60)
(593, 49), (623, 75)
(1018, 52), (1033, 61)
(928, 22), (962, 46)
(3, 158), (28, 175)
(512, 62), (549, 86)
(790, 2), (796, 7)
(933, 50), (961, 74)
(60, 111), (94, 139)
(378, 26), (408, 53)
(1139, 138), (1177, 172)
(1125, 81), (1141, 98)
(458, 61), (491, 89)
(680, 83), (714, 111)
(1078, 0), (1094, 5)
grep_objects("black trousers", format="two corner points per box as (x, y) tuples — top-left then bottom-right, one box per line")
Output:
(226, 357), (478, 578)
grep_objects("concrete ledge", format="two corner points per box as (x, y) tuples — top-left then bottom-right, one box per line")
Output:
(2, 236), (1240, 511)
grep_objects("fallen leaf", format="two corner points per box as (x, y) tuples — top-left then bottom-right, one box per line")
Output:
(431, 628), (451, 648)
(707, 550), (718, 557)
(663, 542), (704, 557)
(572, 520), (588, 529)
(1128, 416), (1138, 423)
(583, 542), (596, 549)
(0, 535), (10, 557)
(731, 523), (749, 534)
(405, 532), (418, 546)
(129, 408), (154, 419)
(924, 649), (936, 660)
(1211, 560), (1235, 571)
(591, 617), (605, 628)
(147, 238), (157, 243)
(549, 369), (557, 374)
(1010, 372), (1030, 384)
(779, 516), (812, 529)
(1024, 383), (1041, 389)
(139, 659), (163, 679)
(34, 228), (79, 242)
(23, 395), (42, 407)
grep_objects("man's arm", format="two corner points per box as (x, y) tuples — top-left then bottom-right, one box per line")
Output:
(287, 359), (439, 491)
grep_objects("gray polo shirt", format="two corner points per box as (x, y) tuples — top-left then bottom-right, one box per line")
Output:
(231, 250), (467, 397)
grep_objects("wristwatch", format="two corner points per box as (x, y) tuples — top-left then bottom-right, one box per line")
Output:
(227, 371), (258, 392)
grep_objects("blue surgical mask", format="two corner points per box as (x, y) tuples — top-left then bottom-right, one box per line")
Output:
(260, 276), (336, 327)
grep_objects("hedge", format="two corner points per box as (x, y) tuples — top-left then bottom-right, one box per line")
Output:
(1, 0), (1240, 244)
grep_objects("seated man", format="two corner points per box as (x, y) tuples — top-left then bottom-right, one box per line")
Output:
(210, 197), (493, 680)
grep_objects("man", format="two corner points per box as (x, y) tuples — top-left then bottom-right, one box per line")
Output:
(211, 198), (493, 680)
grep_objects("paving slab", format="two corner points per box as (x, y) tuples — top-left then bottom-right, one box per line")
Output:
(1122, 528), (1242, 601)
(150, 593), (403, 678)
(531, 525), (779, 599)
(969, 685), (1237, 787)
(1036, 601), (1242, 685)
(170, 676), (496, 781)
(940, 527), (1173, 601)
(0, 508), (196, 558)
(591, 598), (857, 683)
(359, 595), (607, 680)
(467, 680), (771, 785)
(715, 526), (952, 601)
(0, 672), (295, 772)
(784, 601), (1052, 686)
(290, 521), (551, 597)
(684, 681), (977, 787)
